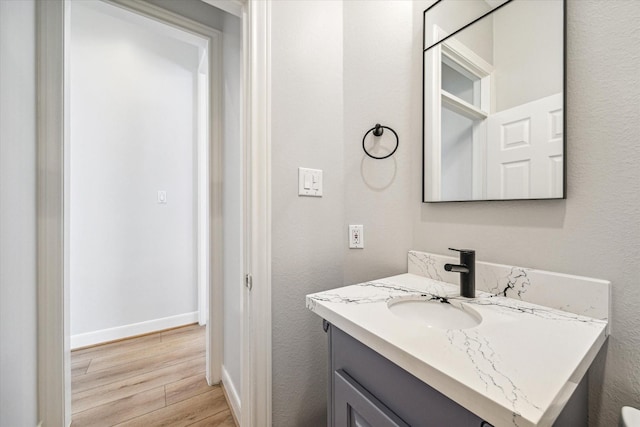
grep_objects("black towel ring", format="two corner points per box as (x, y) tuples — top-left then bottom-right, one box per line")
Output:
(362, 123), (399, 160)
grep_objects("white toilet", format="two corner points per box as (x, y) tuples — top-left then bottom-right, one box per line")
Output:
(621, 407), (640, 427)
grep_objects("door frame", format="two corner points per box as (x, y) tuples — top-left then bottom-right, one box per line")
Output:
(104, 0), (225, 388)
(423, 24), (492, 202)
(62, 0), (221, 355)
(35, 0), (273, 425)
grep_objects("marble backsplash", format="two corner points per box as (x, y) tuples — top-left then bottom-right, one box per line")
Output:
(407, 250), (611, 326)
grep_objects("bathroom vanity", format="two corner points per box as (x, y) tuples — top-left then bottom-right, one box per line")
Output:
(307, 251), (610, 427)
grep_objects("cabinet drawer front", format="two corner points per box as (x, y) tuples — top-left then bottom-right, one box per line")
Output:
(334, 369), (409, 427)
(330, 325), (486, 426)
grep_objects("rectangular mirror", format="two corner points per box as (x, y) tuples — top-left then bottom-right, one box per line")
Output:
(423, 0), (565, 202)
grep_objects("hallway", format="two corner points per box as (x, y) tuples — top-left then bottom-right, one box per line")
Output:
(71, 325), (235, 426)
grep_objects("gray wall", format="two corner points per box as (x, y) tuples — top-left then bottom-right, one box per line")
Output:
(411, 1), (640, 426)
(272, 1), (640, 426)
(271, 1), (344, 426)
(270, 3), (416, 425)
(343, 0), (414, 285)
(0, 1), (38, 426)
(1, 1), (638, 426)
(147, 0), (224, 31)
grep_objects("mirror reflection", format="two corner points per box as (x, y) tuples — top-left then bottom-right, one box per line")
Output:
(423, 0), (565, 202)
(423, 0), (510, 50)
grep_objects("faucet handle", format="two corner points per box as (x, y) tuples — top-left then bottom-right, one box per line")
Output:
(448, 247), (475, 254)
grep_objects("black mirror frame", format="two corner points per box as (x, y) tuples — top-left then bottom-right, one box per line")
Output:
(421, 0), (567, 203)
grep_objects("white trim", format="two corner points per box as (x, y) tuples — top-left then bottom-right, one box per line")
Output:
(222, 366), (242, 422)
(441, 90), (488, 120)
(207, 21), (224, 388)
(472, 120), (488, 199)
(424, 24), (494, 202)
(240, 2), (252, 425)
(36, 1), (67, 426)
(106, 0), (221, 41)
(62, 1), (72, 422)
(441, 39), (493, 81)
(424, 43), (442, 200)
(197, 54), (210, 327)
(70, 312), (199, 349)
(241, 1), (272, 426)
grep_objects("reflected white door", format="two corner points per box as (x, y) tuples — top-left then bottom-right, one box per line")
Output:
(486, 93), (563, 199)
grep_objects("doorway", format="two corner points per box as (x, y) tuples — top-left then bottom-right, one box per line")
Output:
(68, 0), (211, 350)
(67, 0), (227, 423)
(36, 0), (273, 425)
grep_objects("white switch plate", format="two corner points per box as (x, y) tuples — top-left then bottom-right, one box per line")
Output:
(298, 167), (323, 197)
(349, 225), (364, 249)
(157, 190), (167, 204)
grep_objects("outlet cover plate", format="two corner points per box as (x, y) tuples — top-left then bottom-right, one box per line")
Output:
(349, 225), (364, 249)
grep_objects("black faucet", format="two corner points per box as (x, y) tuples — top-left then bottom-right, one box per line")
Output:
(444, 248), (475, 298)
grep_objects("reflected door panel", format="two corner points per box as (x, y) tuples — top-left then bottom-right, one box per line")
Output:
(486, 93), (563, 199)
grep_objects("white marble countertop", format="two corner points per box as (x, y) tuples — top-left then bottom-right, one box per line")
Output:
(307, 273), (608, 427)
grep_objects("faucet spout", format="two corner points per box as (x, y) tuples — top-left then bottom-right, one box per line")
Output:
(445, 248), (476, 298)
(444, 264), (469, 274)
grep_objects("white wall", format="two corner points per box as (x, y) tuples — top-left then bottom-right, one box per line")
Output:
(441, 108), (473, 200)
(423, 0), (492, 48)
(271, 1), (344, 425)
(0, 1), (38, 425)
(69, 1), (200, 339)
(493, 0), (564, 112)
(423, 0), (494, 69)
(440, 64), (475, 200)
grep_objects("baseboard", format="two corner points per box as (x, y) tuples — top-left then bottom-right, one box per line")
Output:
(221, 366), (241, 425)
(70, 311), (199, 349)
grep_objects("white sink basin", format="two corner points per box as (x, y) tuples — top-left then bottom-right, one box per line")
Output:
(387, 296), (482, 330)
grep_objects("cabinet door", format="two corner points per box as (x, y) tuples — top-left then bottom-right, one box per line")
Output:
(334, 369), (409, 427)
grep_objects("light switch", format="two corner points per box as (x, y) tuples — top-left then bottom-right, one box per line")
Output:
(157, 190), (167, 204)
(298, 167), (323, 197)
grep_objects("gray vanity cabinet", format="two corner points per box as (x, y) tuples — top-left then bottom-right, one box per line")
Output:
(334, 369), (409, 427)
(326, 323), (587, 427)
(327, 324), (487, 427)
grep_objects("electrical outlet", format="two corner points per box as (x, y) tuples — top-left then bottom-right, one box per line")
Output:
(349, 225), (364, 249)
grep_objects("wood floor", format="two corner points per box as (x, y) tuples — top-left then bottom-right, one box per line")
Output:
(71, 324), (236, 427)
